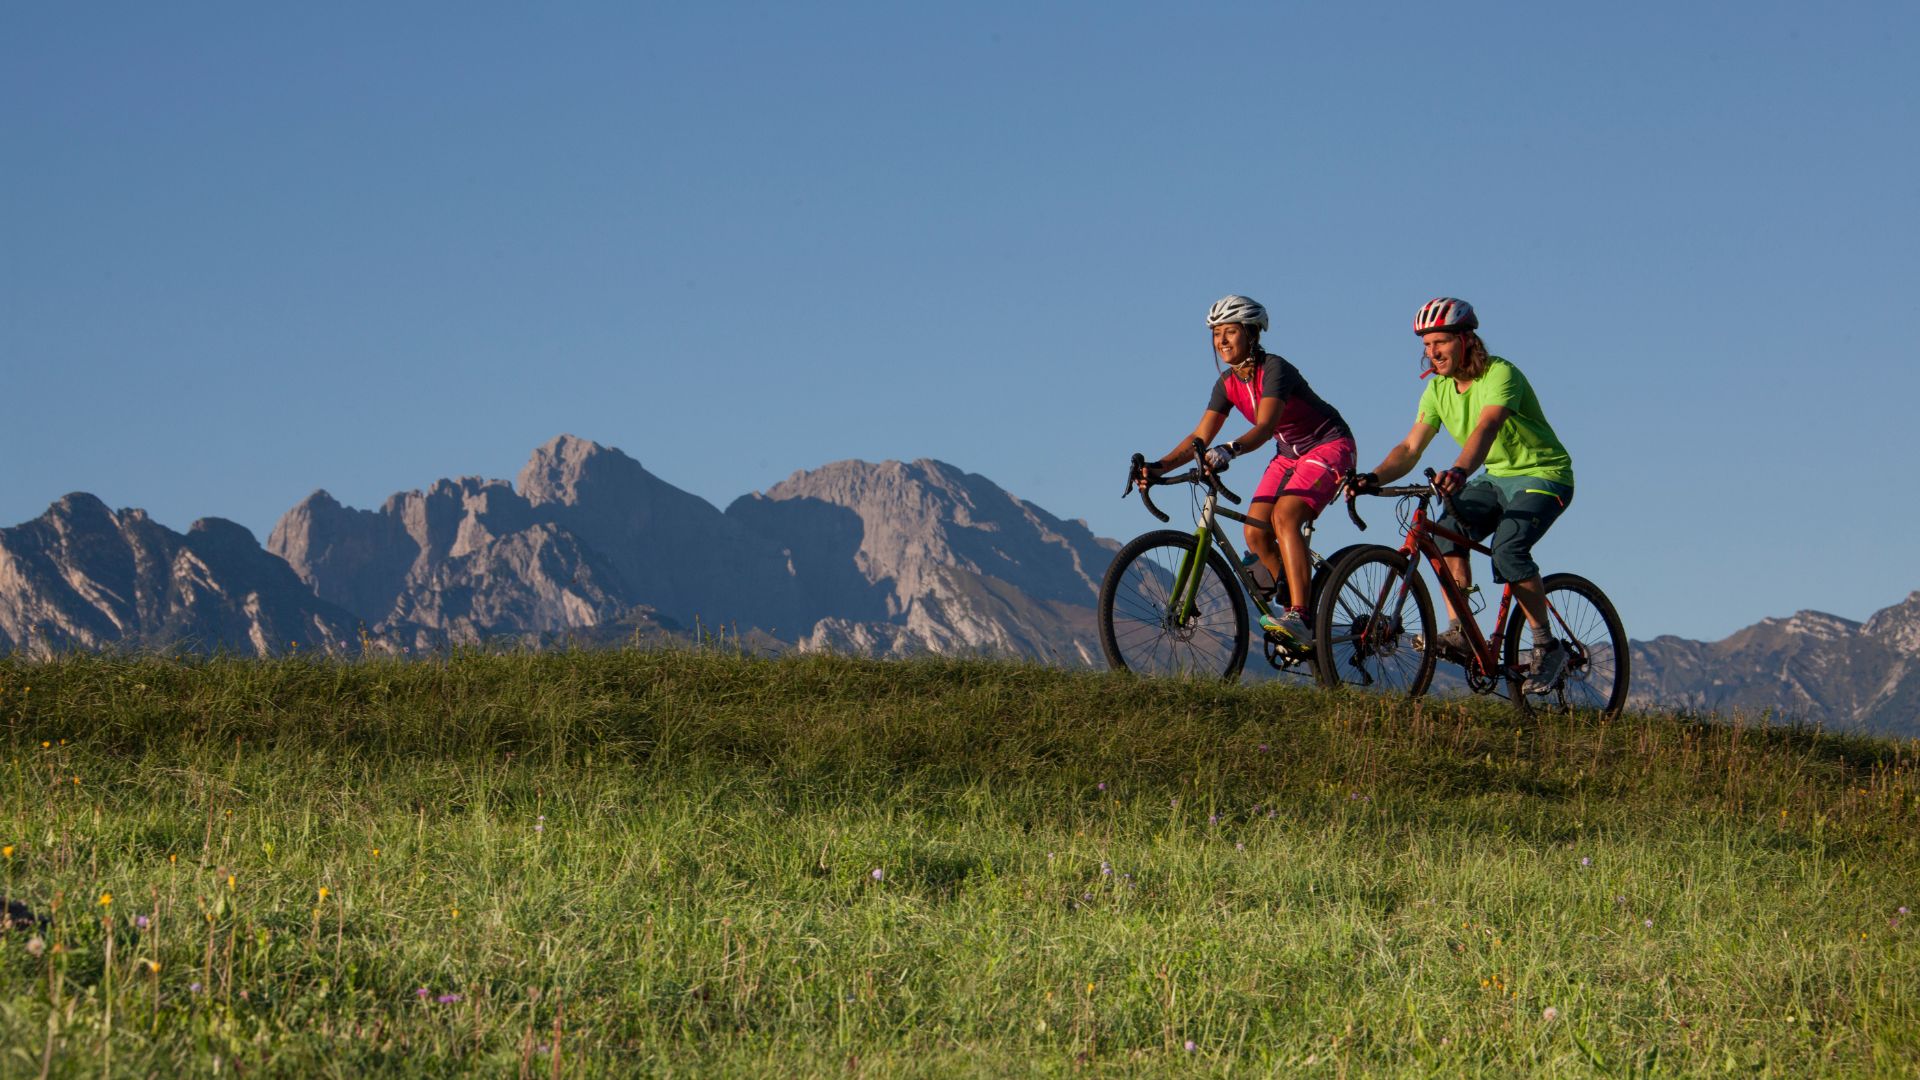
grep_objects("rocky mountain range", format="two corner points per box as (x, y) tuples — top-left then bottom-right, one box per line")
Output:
(4, 434), (1917, 738)
(3, 436), (1113, 665)
(1628, 594), (1920, 738)
(0, 494), (361, 656)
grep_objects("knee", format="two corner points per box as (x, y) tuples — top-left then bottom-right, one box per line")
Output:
(1272, 499), (1311, 532)
(1244, 521), (1273, 552)
(1490, 542), (1538, 585)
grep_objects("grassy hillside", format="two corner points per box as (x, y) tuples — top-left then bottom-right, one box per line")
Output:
(1, 650), (1916, 1076)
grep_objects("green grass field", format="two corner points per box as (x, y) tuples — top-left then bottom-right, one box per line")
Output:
(1, 650), (1916, 1076)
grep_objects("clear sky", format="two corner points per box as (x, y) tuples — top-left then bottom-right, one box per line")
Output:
(5, 2), (1915, 642)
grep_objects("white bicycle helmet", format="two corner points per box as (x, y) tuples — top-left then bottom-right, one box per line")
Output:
(1206, 295), (1270, 332)
(1413, 297), (1478, 335)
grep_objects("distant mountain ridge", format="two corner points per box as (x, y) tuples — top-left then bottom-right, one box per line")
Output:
(6, 434), (1919, 739)
(1629, 594), (1920, 738)
(0, 494), (360, 655)
(260, 435), (1114, 661)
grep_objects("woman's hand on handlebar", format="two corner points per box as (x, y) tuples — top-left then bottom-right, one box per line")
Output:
(1133, 456), (1164, 493)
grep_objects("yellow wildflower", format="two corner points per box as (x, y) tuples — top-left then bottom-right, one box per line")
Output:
(99, 892), (112, 907)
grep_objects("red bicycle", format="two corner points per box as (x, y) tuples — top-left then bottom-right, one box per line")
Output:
(1314, 469), (1630, 718)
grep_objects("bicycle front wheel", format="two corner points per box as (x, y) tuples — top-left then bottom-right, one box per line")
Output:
(1503, 572), (1630, 718)
(1314, 546), (1436, 696)
(1098, 530), (1249, 680)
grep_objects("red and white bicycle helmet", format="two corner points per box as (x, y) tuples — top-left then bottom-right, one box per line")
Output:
(1412, 297), (1478, 336)
(1206, 295), (1270, 332)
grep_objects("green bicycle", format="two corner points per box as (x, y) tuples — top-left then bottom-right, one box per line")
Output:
(1097, 439), (1363, 682)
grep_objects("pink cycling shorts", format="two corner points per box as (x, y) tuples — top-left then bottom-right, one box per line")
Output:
(1250, 437), (1357, 517)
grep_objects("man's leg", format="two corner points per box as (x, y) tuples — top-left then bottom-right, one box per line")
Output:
(1483, 482), (1573, 690)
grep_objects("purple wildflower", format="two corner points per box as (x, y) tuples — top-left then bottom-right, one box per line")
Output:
(190, 982), (203, 993)
(1901, 906), (1911, 916)
(1643, 918), (1654, 928)
(1580, 857), (1591, 867)
(1208, 814), (1219, 825)
(1100, 862), (1111, 877)
(871, 868), (884, 881)
(1097, 782), (1107, 792)
(1185, 1040), (1197, 1052)
(415, 987), (430, 999)
(1258, 744), (1269, 752)
(135, 915), (150, 929)
(1236, 842), (1245, 851)
(437, 993), (462, 1004)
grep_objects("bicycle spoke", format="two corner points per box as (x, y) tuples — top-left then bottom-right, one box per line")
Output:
(1506, 573), (1629, 718)
(1314, 549), (1434, 697)
(1099, 531), (1249, 680)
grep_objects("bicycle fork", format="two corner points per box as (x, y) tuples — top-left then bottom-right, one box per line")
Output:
(1167, 522), (1213, 626)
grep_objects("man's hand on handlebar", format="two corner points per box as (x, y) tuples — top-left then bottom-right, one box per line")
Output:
(1342, 470), (1380, 497)
(1433, 466), (1469, 497)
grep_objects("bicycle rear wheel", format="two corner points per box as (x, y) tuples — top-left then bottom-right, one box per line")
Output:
(1098, 529), (1249, 680)
(1502, 572), (1631, 718)
(1313, 546), (1436, 696)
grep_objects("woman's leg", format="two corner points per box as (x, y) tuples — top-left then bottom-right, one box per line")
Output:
(1270, 496), (1315, 613)
(1242, 503), (1282, 592)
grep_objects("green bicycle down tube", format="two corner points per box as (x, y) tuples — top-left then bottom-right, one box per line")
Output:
(1175, 524), (1212, 624)
(1210, 519), (1270, 618)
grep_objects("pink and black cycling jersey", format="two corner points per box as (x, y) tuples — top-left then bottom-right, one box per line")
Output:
(1205, 350), (1353, 458)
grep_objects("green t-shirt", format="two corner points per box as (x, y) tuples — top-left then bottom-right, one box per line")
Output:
(1417, 356), (1574, 485)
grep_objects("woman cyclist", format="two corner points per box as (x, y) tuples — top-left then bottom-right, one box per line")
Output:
(1135, 294), (1358, 646)
(1347, 297), (1575, 692)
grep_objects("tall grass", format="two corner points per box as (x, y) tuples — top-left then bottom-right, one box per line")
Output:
(1, 649), (1915, 1076)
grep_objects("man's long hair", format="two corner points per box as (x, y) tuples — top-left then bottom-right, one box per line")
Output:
(1456, 332), (1492, 381)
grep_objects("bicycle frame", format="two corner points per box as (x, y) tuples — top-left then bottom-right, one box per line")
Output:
(1373, 488), (1587, 684)
(1127, 443), (1323, 666)
(1393, 503), (1511, 678)
(1168, 486), (1294, 626)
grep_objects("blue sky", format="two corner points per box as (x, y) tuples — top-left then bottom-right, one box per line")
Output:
(4, 2), (1915, 641)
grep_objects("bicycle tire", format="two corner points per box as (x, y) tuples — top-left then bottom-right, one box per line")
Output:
(1313, 546), (1436, 696)
(1502, 572), (1631, 719)
(1098, 529), (1249, 680)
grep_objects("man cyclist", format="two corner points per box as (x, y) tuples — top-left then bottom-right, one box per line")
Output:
(1347, 297), (1575, 692)
(1135, 295), (1358, 647)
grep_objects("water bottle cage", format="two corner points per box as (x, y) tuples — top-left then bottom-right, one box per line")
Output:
(1462, 584), (1485, 615)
